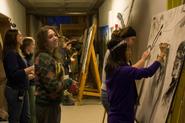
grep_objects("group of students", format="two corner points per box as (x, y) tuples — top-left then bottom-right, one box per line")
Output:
(101, 26), (169, 123)
(2, 26), (78, 123)
(2, 25), (169, 123)
(58, 36), (79, 105)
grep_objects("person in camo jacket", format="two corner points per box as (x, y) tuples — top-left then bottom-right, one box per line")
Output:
(34, 25), (76, 123)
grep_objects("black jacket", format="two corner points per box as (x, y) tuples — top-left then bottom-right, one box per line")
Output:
(3, 50), (29, 90)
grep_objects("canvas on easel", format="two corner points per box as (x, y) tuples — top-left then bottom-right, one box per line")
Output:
(80, 29), (88, 66)
(77, 24), (101, 104)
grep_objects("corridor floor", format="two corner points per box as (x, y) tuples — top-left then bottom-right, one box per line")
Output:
(61, 98), (107, 123)
(0, 99), (107, 123)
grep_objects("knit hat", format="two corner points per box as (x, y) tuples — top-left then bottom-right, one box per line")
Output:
(107, 26), (136, 50)
(119, 26), (136, 39)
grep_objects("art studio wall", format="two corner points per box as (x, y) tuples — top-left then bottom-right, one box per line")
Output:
(28, 15), (42, 37)
(130, 0), (166, 61)
(0, 0), (26, 33)
(136, 5), (185, 123)
(98, 0), (134, 72)
(99, 0), (167, 62)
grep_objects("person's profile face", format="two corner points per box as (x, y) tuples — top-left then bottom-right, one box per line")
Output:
(17, 31), (24, 45)
(127, 36), (136, 47)
(28, 40), (35, 54)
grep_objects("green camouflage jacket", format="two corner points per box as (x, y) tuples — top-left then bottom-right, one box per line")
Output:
(35, 52), (72, 105)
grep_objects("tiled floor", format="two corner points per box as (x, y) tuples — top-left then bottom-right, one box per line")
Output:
(0, 98), (107, 123)
(61, 98), (107, 123)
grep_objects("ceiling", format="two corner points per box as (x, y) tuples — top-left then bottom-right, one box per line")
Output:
(18, 0), (105, 16)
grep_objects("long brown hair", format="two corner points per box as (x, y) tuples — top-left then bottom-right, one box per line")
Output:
(35, 25), (61, 61)
(36, 26), (54, 54)
(105, 36), (128, 76)
(3, 29), (19, 57)
(105, 26), (136, 76)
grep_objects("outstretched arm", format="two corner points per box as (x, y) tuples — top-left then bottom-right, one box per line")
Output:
(132, 50), (150, 68)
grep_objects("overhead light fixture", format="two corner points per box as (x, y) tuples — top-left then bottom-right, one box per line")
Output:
(64, 12), (87, 15)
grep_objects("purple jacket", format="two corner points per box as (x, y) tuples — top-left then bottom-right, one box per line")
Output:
(106, 61), (161, 123)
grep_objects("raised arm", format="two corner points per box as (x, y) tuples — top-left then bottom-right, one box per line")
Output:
(124, 42), (169, 80)
(132, 50), (150, 68)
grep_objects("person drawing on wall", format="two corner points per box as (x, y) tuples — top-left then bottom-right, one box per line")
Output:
(105, 34), (168, 123)
(20, 37), (36, 123)
(101, 26), (150, 113)
(3, 29), (34, 123)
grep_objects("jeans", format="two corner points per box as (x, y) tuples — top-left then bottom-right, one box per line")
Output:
(101, 89), (110, 112)
(5, 86), (30, 123)
(36, 103), (61, 123)
(28, 86), (36, 123)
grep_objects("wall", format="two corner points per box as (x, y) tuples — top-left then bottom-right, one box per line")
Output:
(99, 0), (133, 30)
(99, 0), (113, 27)
(99, 0), (167, 61)
(130, 0), (167, 60)
(0, 0), (26, 33)
(135, 5), (185, 122)
(29, 15), (41, 37)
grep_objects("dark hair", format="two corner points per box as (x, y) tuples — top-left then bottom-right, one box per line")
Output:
(108, 26), (136, 48)
(21, 37), (34, 56)
(119, 26), (136, 39)
(105, 27), (135, 75)
(3, 29), (19, 57)
(35, 25), (58, 55)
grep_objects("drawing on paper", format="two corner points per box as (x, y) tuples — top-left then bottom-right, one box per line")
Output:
(135, 5), (185, 123)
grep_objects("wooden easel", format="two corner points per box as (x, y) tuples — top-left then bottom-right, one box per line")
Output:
(77, 24), (101, 104)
